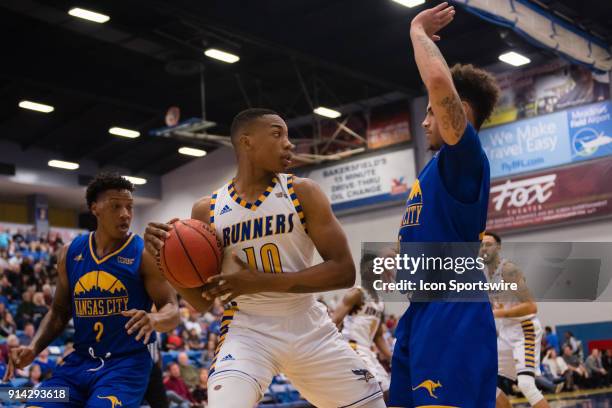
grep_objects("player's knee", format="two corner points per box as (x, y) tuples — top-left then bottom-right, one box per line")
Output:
(517, 374), (544, 406)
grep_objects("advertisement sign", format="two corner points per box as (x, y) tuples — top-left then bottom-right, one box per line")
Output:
(481, 100), (612, 178)
(367, 101), (411, 150)
(486, 158), (612, 232)
(301, 148), (415, 213)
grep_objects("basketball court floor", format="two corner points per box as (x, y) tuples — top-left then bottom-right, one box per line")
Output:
(513, 387), (612, 407)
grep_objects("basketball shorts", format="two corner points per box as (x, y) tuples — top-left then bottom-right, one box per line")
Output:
(389, 301), (497, 407)
(30, 348), (153, 408)
(498, 317), (543, 380)
(208, 301), (382, 408)
(352, 343), (390, 392)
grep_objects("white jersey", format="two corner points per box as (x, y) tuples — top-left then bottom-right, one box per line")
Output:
(210, 173), (315, 315)
(341, 287), (384, 348)
(487, 257), (535, 326)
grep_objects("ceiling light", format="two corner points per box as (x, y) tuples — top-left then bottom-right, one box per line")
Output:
(391, 0), (426, 8)
(314, 107), (341, 119)
(18, 100), (54, 113)
(498, 51), (531, 67)
(204, 48), (240, 64)
(48, 160), (79, 170)
(109, 127), (140, 138)
(68, 8), (110, 23)
(178, 147), (207, 157)
(123, 176), (147, 185)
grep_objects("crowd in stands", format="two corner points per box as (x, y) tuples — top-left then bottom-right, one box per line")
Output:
(0, 226), (611, 407)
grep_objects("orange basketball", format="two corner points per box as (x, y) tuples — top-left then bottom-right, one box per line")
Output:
(159, 219), (222, 288)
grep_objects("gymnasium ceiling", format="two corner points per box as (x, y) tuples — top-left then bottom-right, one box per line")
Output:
(1, 0), (610, 176)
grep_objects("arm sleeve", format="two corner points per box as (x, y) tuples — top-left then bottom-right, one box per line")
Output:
(437, 123), (486, 203)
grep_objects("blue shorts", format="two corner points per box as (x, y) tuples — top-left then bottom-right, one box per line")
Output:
(389, 301), (497, 408)
(31, 349), (153, 408)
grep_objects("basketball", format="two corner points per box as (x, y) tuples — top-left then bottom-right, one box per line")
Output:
(159, 219), (222, 288)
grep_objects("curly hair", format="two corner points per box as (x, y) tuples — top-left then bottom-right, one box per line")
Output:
(451, 64), (500, 130)
(86, 172), (134, 209)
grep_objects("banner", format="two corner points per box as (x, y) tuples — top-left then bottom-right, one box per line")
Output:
(481, 100), (612, 178)
(300, 148), (415, 213)
(367, 101), (411, 149)
(484, 60), (609, 129)
(486, 158), (612, 232)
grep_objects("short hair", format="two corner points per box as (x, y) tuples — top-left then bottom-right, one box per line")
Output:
(545, 326), (552, 333)
(230, 108), (280, 144)
(484, 231), (501, 244)
(86, 172), (134, 209)
(450, 64), (500, 129)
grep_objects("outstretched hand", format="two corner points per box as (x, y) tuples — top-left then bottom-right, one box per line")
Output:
(411, 2), (455, 41)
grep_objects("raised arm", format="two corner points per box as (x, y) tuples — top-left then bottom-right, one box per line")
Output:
(331, 288), (363, 327)
(410, 2), (466, 145)
(494, 261), (537, 319)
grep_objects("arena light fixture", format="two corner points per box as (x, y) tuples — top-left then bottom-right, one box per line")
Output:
(498, 51), (531, 67)
(18, 100), (54, 113)
(109, 127), (140, 138)
(391, 0), (426, 8)
(68, 8), (110, 23)
(123, 176), (147, 185)
(313, 106), (341, 119)
(204, 48), (240, 64)
(48, 160), (79, 170)
(178, 147), (207, 157)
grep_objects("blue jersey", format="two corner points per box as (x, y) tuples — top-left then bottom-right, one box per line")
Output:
(66, 232), (154, 357)
(399, 123), (490, 243)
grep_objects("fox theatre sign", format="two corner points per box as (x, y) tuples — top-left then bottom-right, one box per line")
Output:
(486, 158), (612, 232)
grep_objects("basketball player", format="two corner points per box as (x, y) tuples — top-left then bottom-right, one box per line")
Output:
(481, 232), (550, 408)
(391, 3), (500, 407)
(332, 255), (392, 400)
(5, 173), (180, 407)
(144, 108), (385, 408)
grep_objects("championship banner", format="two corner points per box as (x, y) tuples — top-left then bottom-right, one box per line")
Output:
(486, 158), (612, 232)
(300, 147), (415, 213)
(481, 100), (612, 178)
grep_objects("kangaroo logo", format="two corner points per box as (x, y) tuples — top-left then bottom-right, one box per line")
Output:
(412, 380), (442, 398)
(97, 395), (122, 408)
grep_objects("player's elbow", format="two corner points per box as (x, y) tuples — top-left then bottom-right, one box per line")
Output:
(526, 301), (538, 315)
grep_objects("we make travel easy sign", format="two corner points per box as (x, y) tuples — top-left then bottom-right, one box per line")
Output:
(480, 100), (612, 179)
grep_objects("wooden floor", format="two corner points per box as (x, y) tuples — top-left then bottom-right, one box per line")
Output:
(512, 386), (612, 407)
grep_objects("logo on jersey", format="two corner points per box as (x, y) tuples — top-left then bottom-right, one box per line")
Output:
(352, 368), (374, 382)
(97, 395), (122, 408)
(74, 254), (84, 262)
(401, 179), (423, 227)
(412, 379), (442, 398)
(117, 256), (134, 265)
(275, 192), (288, 198)
(222, 213), (296, 246)
(220, 204), (233, 215)
(74, 271), (129, 318)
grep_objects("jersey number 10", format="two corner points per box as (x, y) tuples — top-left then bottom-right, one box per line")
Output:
(243, 244), (283, 273)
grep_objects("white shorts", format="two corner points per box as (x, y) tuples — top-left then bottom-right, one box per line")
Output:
(497, 317), (543, 380)
(209, 302), (383, 408)
(351, 343), (390, 392)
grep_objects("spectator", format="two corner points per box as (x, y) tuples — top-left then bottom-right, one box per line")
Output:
(16, 291), (35, 329)
(34, 348), (56, 379)
(585, 348), (608, 387)
(0, 275), (18, 301)
(185, 328), (205, 351)
(562, 345), (589, 388)
(166, 332), (184, 351)
(603, 349), (612, 385)
(563, 331), (584, 360)
(191, 368), (209, 407)
(543, 347), (574, 391)
(8, 251), (23, 268)
(24, 363), (43, 388)
(19, 322), (35, 345)
(164, 362), (193, 408)
(0, 301), (16, 337)
(0, 229), (10, 250)
(32, 292), (49, 328)
(183, 310), (202, 337)
(178, 352), (199, 389)
(545, 326), (560, 354)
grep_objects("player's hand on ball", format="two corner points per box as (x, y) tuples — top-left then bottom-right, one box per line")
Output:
(4, 345), (36, 381)
(410, 2), (455, 41)
(202, 253), (264, 302)
(144, 218), (179, 256)
(122, 309), (158, 344)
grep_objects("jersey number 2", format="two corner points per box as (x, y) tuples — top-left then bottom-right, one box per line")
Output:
(94, 321), (104, 342)
(243, 244), (283, 273)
